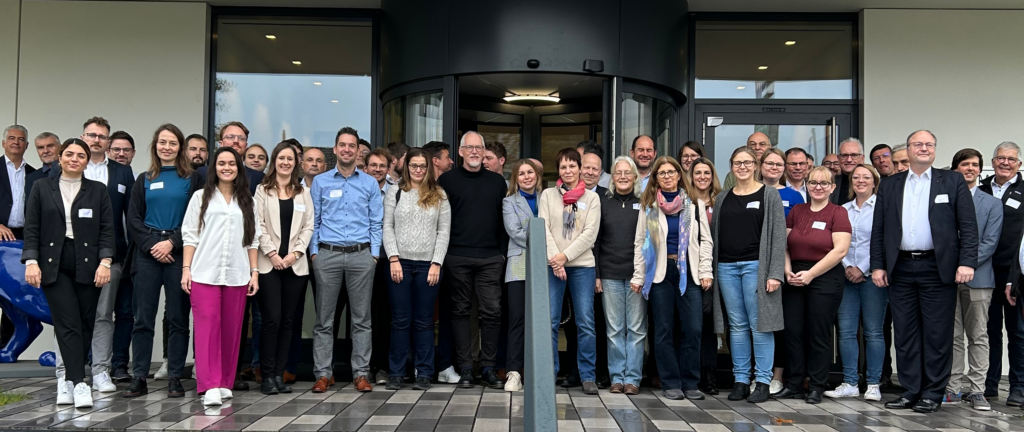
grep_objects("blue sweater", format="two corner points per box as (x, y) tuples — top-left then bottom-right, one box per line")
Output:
(777, 186), (805, 218)
(661, 190), (680, 256)
(144, 166), (192, 231)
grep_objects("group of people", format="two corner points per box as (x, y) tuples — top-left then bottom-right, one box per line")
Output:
(3, 119), (1023, 415)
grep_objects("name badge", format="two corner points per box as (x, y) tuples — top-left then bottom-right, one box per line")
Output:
(812, 221), (826, 230)
(782, 200), (790, 207)
(295, 204), (307, 213)
(1008, 198), (1021, 209)
(746, 201), (760, 209)
(151, 182), (164, 190)
(578, 202), (587, 210)
(329, 189), (343, 198)
(117, 184), (126, 194)
(632, 203), (641, 210)
(79, 209), (93, 218)
(935, 194), (949, 204)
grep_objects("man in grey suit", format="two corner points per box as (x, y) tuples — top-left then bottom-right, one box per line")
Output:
(947, 148), (1002, 411)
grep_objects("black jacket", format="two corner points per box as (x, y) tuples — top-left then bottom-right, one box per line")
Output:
(51, 160), (136, 263)
(25, 162), (55, 200)
(197, 165), (264, 196)
(870, 168), (979, 285)
(22, 175), (115, 286)
(0, 156), (35, 226)
(979, 173), (1024, 269)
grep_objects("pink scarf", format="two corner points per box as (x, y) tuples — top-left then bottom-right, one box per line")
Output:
(657, 189), (684, 215)
(557, 180), (587, 239)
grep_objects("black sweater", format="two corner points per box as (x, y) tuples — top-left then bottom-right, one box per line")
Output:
(437, 165), (508, 258)
(595, 190), (641, 280)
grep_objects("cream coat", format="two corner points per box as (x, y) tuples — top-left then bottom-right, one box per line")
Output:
(538, 187), (601, 267)
(631, 199), (713, 287)
(255, 184), (315, 275)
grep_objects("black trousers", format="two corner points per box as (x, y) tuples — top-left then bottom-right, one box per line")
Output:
(889, 254), (957, 402)
(987, 265), (1024, 393)
(444, 254), (504, 369)
(132, 248), (189, 379)
(45, 238), (101, 384)
(370, 254), (391, 375)
(256, 268), (308, 378)
(507, 281), (526, 372)
(782, 261), (844, 393)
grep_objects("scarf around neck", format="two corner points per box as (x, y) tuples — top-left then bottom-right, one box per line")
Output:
(557, 180), (586, 239)
(657, 189), (683, 215)
(641, 194), (693, 299)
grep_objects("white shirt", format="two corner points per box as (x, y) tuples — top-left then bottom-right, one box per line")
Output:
(182, 189), (261, 286)
(842, 195), (876, 274)
(85, 157), (110, 186)
(970, 185), (978, 197)
(5, 157), (26, 228)
(786, 179), (808, 202)
(992, 175), (1018, 199)
(900, 167), (934, 251)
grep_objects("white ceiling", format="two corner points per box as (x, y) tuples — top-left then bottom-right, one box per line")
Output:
(687, 0), (1024, 12)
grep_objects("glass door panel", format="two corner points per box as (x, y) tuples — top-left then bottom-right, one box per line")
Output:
(383, 90), (444, 147)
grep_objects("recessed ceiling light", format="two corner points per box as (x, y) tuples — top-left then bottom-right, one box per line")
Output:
(292, 60), (302, 65)
(265, 35), (277, 40)
(503, 95), (560, 104)
(758, 65), (768, 70)
(330, 100), (339, 103)
(313, 82), (322, 86)
(737, 86), (746, 90)
(785, 40), (796, 45)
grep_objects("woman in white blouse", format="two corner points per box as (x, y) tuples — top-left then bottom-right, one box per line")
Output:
(181, 147), (260, 406)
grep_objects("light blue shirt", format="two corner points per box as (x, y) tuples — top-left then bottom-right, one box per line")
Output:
(842, 194), (876, 274)
(310, 167), (384, 257)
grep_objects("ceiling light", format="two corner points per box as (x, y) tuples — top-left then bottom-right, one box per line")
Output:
(313, 82), (322, 86)
(292, 60), (302, 65)
(265, 35), (276, 40)
(737, 86), (746, 90)
(330, 100), (338, 103)
(785, 40), (796, 45)
(503, 95), (560, 104)
(757, 65), (768, 70)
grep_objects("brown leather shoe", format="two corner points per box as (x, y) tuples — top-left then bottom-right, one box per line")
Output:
(624, 384), (640, 395)
(254, 367), (263, 384)
(354, 376), (373, 392)
(610, 383), (624, 394)
(283, 371), (297, 384)
(311, 377), (330, 393)
(328, 375), (335, 386)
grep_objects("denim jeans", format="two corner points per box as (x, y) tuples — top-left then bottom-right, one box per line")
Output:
(549, 266), (597, 382)
(131, 249), (190, 379)
(601, 278), (647, 387)
(837, 278), (888, 385)
(717, 260), (774, 385)
(388, 260), (440, 378)
(648, 263), (703, 391)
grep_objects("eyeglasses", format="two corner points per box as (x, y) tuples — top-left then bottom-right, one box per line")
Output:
(222, 134), (247, 142)
(839, 153), (862, 160)
(909, 142), (935, 149)
(732, 160), (755, 168)
(786, 162), (808, 168)
(808, 181), (833, 189)
(823, 161), (840, 167)
(612, 170), (634, 178)
(656, 170), (678, 178)
(408, 163), (428, 171)
(83, 133), (109, 142)
(748, 142), (770, 149)
(871, 152), (891, 161)
(109, 148), (134, 154)
(762, 162), (784, 169)
(461, 145), (484, 153)
(995, 156), (1020, 164)
(679, 154), (699, 161)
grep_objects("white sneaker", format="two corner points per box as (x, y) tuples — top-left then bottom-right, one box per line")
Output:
(73, 382), (93, 408)
(56, 378), (73, 405)
(864, 384), (882, 401)
(91, 372), (117, 393)
(824, 382), (861, 399)
(154, 362), (169, 379)
(769, 379), (784, 395)
(203, 389), (223, 406)
(437, 366), (461, 384)
(219, 388), (233, 400)
(505, 372), (523, 392)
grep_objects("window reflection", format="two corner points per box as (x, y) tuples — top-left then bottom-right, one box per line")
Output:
(384, 91), (444, 147)
(621, 93), (672, 158)
(711, 124), (827, 176)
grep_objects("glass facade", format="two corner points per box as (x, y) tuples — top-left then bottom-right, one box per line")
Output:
(621, 93), (673, 158)
(384, 90), (444, 148)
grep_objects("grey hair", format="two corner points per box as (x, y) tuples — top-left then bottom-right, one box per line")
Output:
(993, 141), (1021, 159)
(892, 143), (907, 152)
(604, 156), (643, 198)
(906, 130), (937, 146)
(838, 137), (863, 153)
(34, 131), (59, 143)
(2, 125), (27, 139)
(459, 130), (484, 147)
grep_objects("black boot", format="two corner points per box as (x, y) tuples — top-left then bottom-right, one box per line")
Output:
(274, 377), (292, 394)
(699, 367), (719, 395)
(261, 378), (278, 395)
(728, 382), (750, 401)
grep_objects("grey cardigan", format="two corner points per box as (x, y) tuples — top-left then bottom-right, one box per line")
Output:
(711, 185), (788, 334)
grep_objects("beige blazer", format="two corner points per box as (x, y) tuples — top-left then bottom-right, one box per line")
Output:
(631, 199), (713, 287)
(255, 184), (315, 275)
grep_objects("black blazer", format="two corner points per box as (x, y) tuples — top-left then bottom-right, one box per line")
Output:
(25, 162), (56, 200)
(870, 167), (979, 285)
(22, 175), (115, 286)
(0, 155), (36, 226)
(979, 173), (1024, 269)
(197, 165), (264, 196)
(51, 160), (136, 263)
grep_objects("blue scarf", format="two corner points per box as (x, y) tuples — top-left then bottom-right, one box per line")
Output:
(641, 196), (693, 299)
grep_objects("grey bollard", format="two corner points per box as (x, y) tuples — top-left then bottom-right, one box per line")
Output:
(524, 217), (556, 432)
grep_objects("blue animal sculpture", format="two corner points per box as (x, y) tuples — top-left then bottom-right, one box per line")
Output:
(0, 240), (52, 363)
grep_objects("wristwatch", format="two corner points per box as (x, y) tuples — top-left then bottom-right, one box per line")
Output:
(100, 261), (112, 269)
(293, 251), (301, 260)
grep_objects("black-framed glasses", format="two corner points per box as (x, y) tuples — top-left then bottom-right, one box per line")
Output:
(808, 181), (833, 189)
(732, 160), (755, 168)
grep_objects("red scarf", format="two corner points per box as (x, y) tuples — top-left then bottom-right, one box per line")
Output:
(558, 179), (586, 205)
(557, 180), (587, 239)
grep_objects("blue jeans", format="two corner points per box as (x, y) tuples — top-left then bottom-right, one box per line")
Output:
(601, 279), (647, 387)
(388, 260), (440, 377)
(648, 263), (703, 391)
(550, 266), (597, 382)
(837, 278), (889, 385)
(718, 261), (774, 385)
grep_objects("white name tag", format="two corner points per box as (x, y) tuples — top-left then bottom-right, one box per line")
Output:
(117, 184), (126, 194)
(812, 221), (826, 230)
(79, 209), (93, 218)
(746, 201), (760, 209)
(295, 204), (307, 212)
(329, 189), (343, 198)
(632, 203), (641, 210)
(151, 182), (164, 190)
(578, 202), (587, 210)
(782, 200), (790, 207)
(935, 194), (949, 204)
(1008, 198), (1021, 209)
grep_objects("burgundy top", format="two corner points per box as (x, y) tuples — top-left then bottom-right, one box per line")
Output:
(786, 202), (851, 262)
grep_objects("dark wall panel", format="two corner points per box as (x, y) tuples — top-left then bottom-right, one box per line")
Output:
(618, 0), (688, 100)
(380, 0), (448, 91)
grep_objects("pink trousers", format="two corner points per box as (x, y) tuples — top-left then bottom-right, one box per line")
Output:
(191, 282), (248, 393)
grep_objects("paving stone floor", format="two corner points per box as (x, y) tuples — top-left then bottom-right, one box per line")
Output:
(1, 374), (1023, 431)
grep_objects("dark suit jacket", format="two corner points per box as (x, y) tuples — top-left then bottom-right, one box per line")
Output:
(49, 160), (135, 263)
(870, 167), (979, 285)
(197, 165), (264, 196)
(22, 175), (115, 286)
(0, 155), (36, 226)
(829, 172), (853, 205)
(979, 173), (1024, 269)
(25, 162), (56, 200)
